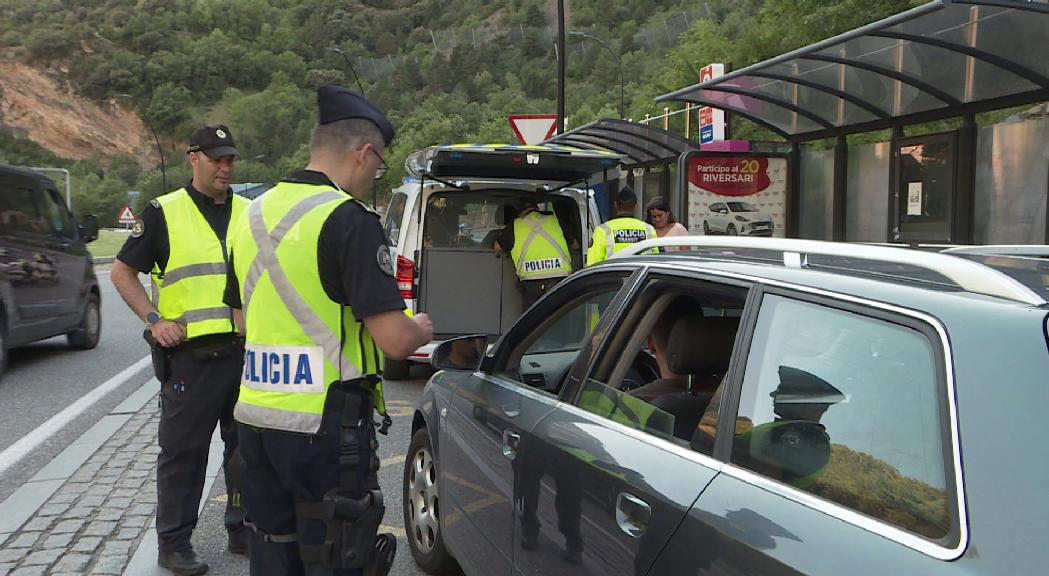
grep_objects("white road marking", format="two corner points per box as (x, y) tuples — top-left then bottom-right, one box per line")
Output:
(0, 355), (151, 477)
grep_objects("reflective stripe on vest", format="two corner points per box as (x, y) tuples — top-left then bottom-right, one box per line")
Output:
(510, 211), (571, 280)
(151, 188), (246, 339)
(231, 182), (384, 434)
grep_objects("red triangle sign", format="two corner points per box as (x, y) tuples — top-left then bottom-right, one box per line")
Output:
(508, 114), (558, 145)
(118, 205), (137, 224)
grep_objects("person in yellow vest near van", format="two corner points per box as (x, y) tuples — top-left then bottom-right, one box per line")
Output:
(224, 86), (433, 576)
(494, 200), (572, 308)
(111, 125), (248, 575)
(586, 185), (656, 265)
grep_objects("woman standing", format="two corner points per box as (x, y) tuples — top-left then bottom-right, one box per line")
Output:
(646, 197), (688, 249)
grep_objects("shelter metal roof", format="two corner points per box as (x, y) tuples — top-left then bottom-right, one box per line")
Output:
(543, 118), (698, 167)
(656, 0), (1049, 141)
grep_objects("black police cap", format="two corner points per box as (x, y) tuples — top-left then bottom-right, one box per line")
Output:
(771, 366), (846, 405)
(316, 85), (395, 146)
(617, 185), (638, 205)
(187, 125), (238, 159)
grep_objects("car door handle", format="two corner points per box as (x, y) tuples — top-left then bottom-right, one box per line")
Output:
(501, 430), (520, 460)
(615, 492), (651, 538)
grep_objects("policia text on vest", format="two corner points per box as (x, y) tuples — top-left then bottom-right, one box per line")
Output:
(223, 85), (433, 576)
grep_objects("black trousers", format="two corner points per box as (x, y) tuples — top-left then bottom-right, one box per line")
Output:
(156, 343), (245, 553)
(237, 398), (378, 576)
(519, 277), (566, 310)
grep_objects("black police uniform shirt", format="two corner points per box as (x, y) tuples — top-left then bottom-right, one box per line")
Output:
(223, 170), (406, 323)
(117, 181), (240, 347)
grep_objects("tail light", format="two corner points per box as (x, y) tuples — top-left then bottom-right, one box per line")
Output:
(396, 256), (415, 300)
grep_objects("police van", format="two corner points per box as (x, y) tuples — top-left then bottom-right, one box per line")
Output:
(382, 144), (622, 379)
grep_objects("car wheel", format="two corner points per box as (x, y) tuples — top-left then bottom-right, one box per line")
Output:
(727, 224), (738, 236)
(702, 221), (711, 234)
(67, 293), (101, 350)
(384, 358), (411, 380)
(404, 428), (459, 575)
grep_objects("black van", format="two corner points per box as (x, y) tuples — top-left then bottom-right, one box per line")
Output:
(0, 165), (101, 376)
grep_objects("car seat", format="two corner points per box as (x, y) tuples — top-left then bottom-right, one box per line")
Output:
(650, 316), (739, 441)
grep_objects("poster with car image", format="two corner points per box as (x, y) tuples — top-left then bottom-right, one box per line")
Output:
(687, 155), (787, 237)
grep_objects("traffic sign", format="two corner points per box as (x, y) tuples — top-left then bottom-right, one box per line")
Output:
(508, 114), (558, 145)
(117, 205), (136, 225)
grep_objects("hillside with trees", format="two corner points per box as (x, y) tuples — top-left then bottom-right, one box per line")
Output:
(0, 0), (925, 225)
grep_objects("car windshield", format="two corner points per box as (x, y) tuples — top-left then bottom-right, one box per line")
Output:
(727, 202), (759, 212)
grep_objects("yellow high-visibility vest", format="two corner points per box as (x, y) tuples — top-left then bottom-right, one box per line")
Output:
(586, 216), (656, 265)
(151, 188), (247, 339)
(509, 211), (572, 280)
(229, 181), (385, 434)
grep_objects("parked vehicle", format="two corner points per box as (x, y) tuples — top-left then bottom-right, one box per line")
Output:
(703, 200), (774, 236)
(381, 144), (620, 379)
(0, 165), (101, 377)
(403, 236), (1049, 576)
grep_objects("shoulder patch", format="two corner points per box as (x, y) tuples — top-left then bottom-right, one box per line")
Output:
(130, 219), (145, 238)
(377, 246), (395, 277)
(150, 199), (161, 209)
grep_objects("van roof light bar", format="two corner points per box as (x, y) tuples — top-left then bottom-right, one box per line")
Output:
(613, 236), (1046, 306)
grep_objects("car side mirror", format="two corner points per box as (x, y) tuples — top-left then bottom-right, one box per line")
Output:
(79, 214), (99, 243)
(432, 335), (487, 372)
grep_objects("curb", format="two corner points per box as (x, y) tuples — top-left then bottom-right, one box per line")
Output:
(91, 256), (116, 265)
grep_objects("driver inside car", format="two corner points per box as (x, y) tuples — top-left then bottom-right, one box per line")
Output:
(627, 296), (695, 403)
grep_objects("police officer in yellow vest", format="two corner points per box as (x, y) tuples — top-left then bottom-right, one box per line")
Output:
(494, 200), (572, 308)
(111, 125), (248, 575)
(224, 86), (433, 576)
(586, 185), (656, 265)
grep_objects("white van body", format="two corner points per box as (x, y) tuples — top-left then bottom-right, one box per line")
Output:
(381, 144), (620, 377)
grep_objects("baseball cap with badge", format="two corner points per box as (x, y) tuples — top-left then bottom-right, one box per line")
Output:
(187, 124), (239, 160)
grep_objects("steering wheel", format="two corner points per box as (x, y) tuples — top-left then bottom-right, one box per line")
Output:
(621, 349), (660, 392)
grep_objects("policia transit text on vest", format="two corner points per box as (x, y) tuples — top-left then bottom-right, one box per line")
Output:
(230, 181), (393, 573)
(510, 211), (571, 280)
(151, 188), (247, 340)
(586, 216), (656, 265)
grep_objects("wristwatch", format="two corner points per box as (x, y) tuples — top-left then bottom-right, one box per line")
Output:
(145, 311), (162, 327)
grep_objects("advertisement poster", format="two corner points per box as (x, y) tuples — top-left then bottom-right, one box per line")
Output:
(687, 155), (787, 237)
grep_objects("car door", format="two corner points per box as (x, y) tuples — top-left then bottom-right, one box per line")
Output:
(512, 270), (754, 576)
(651, 287), (965, 575)
(440, 268), (638, 576)
(38, 187), (89, 318)
(0, 177), (58, 324)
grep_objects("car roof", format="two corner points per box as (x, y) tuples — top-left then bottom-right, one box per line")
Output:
(0, 164), (54, 187)
(404, 143), (622, 184)
(602, 237), (1049, 311)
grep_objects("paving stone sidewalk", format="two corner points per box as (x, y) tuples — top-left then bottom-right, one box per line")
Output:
(0, 397), (160, 576)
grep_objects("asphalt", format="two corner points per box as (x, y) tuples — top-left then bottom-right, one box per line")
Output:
(0, 270), (435, 576)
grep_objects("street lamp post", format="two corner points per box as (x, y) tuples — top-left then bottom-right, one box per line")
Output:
(569, 31), (625, 120)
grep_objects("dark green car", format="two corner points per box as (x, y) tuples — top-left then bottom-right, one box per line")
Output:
(403, 237), (1049, 576)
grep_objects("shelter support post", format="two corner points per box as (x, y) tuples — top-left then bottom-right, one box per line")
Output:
(788, 144), (801, 237)
(832, 135), (848, 241)
(954, 113), (977, 244)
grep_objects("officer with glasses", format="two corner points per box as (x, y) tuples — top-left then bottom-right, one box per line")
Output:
(224, 85), (432, 576)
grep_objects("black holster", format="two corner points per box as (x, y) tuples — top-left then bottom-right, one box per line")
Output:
(297, 381), (393, 573)
(143, 328), (171, 382)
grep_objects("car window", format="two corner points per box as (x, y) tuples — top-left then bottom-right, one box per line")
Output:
(43, 189), (75, 239)
(732, 294), (954, 542)
(0, 186), (49, 236)
(575, 275), (749, 453)
(383, 192), (407, 247)
(424, 194), (502, 249)
(494, 273), (630, 396)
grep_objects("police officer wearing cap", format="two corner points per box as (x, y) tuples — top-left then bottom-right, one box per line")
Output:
(224, 86), (433, 576)
(111, 125), (249, 575)
(494, 199), (573, 309)
(586, 185), (656, 265)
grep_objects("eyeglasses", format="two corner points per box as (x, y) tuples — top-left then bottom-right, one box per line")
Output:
(370, 147), (389, 180)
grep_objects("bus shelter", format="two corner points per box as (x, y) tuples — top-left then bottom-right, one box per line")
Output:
(657, 0), (1049, 245)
